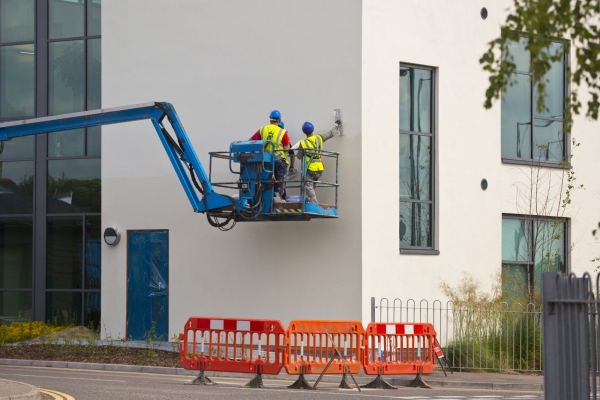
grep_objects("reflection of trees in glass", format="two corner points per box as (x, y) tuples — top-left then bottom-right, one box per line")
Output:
(399, 66), (432, 247)
(503, 217), (565, 304)
(48, 172), (100, 212)
(17, 174), (33, 196)
(53, 42), (84, 109)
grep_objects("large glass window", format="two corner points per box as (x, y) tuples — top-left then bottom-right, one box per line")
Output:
(0, 291), (32, 324)
(0, 44), (35, 119)
(501, 215), (567, 301)
(0, 161), (34, 214)
(47, 158), (100, 213)
(501, 37), (567, 163)
(399, 65), (435, 251)
(46, 215), (100, 326)
(49, 0), (84, 40)
(0, 0), (34, 44)
(0, 218), (33, 289)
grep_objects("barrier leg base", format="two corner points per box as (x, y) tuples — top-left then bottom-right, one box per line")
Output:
(288, 374), (314, 390)
(361, 373), (397, 389)
(406, 369), (432, 389)
(339, 373), (352, 389)
(243, 366), (264, 389)
(186, 366), (214, 386)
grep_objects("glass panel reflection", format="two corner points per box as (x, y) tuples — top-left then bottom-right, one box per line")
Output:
(501, 264), (528, 302)
(85, 216), (101, 289)
(505, 36), (530, 72)
(534, 220), (565, 274)
(399, 67), (432, 133)
(84, 292), (100, 329)
(0, 0), (34, 43)
(47, 158), (101, 213)
(0, 291), (32, 324)
(502, 218), (529, 262)
(534, 41), (564, 118)
(87, 126), (101, 156)
(49, 0), (84, 39)
(47, 217), (82, 289)
(533, 119), (563, 162)
(0, 137), (34, 160)
(0, 161), (34, 214)
(501, 74), (531, 158)
(49, 40), (85, 116)
(400, 202), (431, 247)
(0, 44), (35, 118)
(87, 0), (101, 36)
(46, 291), (81, 325)
(48, 129), (85, 157)
(0, 218), (32, 289)
(400, 133), (430, 200)
(87, 39), (101, 110)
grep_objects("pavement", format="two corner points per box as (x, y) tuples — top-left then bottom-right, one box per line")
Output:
(0, 378), (40, 400)
(0, 358), (543, 399)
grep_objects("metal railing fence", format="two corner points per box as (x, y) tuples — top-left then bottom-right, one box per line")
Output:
(372, 297), (543, 372)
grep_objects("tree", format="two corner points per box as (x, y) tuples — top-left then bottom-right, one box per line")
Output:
(480, 0), (600, 122)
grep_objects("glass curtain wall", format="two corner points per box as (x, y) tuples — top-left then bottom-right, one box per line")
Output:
(399, 65), (435, 250)
(0, 0), (101, 327)
(0, 0), (36, 324)
(46, 0), (101, 328)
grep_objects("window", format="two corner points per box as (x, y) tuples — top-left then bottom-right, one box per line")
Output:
(501, 215), (567, 301)
(501, 36), (567, 164)
(399, 64), (436, 253)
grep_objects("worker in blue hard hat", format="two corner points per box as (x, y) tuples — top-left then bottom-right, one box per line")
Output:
(250, 110), (291, 201)
(289, 119), (342, 203)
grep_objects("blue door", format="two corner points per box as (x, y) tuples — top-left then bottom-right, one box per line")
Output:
(127, 231), (169, 341)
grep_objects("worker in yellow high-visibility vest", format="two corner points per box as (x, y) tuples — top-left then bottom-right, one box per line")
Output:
(250, 110), (291, 201)
(290, 120), (341, 203)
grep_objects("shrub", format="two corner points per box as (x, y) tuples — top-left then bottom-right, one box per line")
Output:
(0, 322), (74, 345)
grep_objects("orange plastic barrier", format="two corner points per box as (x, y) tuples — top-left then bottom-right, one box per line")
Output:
(179, 316), (286, 375)
(362, 322), (436, 375)
(285, 320), (365, 375)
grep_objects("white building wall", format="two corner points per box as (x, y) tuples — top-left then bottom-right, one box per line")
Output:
(361, 0), (600, 322)
(101, 0), (363, 340)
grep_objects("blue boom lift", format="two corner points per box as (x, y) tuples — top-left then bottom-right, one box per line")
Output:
(0, 102), (339, 230)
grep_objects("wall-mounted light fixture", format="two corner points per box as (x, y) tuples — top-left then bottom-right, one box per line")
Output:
(103, 227), (121, 245)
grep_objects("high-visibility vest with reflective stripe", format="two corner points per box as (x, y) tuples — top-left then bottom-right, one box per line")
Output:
(259, 124), (288, 161)
(300, 135), (324, 172)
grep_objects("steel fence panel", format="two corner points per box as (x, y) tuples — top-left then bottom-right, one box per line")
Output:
(372, 297), (543, 372)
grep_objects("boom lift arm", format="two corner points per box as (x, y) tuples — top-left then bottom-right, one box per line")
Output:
(0, 102), (339, 229)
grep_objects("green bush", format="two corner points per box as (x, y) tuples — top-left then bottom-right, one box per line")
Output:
(0, 322), (74, 345)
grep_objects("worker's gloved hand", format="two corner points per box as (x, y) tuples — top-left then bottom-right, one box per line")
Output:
(335, 120), (342, 125)
(288, 168), (298, 178)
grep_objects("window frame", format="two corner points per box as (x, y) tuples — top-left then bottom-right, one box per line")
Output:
(501, 34), (570, 167)
(399, 63), (438, 255)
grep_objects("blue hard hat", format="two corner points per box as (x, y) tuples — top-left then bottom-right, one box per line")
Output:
(269, 110), (281, 119)
(302, 121), (314, 134)
(278, 121), (285, 129)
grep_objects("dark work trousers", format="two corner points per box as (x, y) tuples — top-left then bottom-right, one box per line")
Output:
(274, 157), (288, 200)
